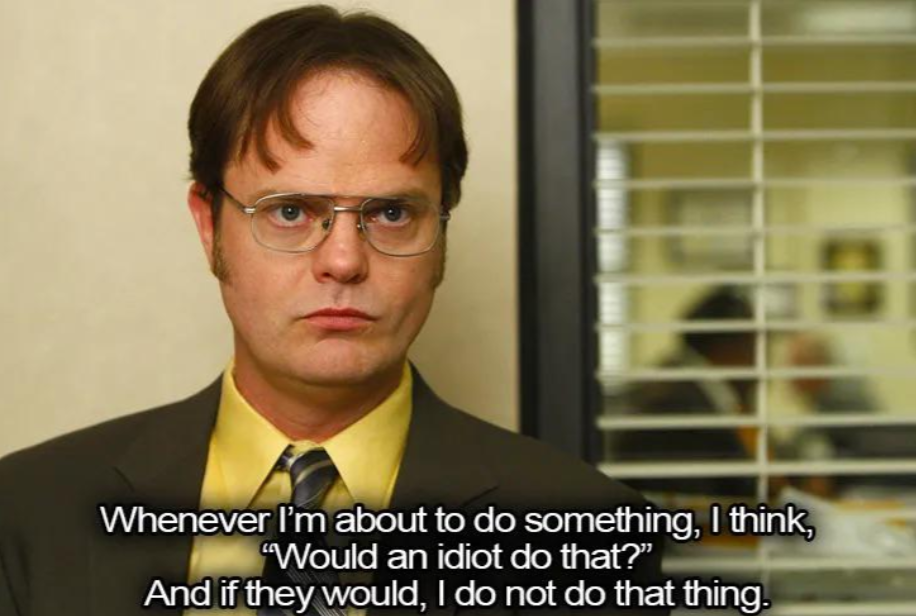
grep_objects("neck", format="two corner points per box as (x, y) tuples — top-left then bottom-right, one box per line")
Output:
(231, 353), (404, 443)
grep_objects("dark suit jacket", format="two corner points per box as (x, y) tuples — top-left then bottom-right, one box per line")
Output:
(0, 370), (666, 615)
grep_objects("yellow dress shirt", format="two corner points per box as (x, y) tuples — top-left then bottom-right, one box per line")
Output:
(186, 362), (412, 615)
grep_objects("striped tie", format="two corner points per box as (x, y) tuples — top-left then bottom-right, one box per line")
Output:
(259, 448), (344, 616)
(285, 448), (338, 510)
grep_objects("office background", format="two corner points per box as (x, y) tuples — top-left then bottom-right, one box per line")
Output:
(518, 1), (916, 613)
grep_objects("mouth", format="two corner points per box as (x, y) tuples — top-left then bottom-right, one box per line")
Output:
(303, 308), (376, 332)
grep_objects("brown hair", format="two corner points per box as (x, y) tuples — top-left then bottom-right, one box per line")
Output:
(188, 4), (468, 214)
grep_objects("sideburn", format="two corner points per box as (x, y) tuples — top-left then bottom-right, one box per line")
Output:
(432, 233), (447, 289)
(211, 225), (231, 282)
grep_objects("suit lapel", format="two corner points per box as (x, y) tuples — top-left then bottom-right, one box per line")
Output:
(378, 368), (498, 616)
(390, 367), (497, 510)
(89, 379), (221, 616)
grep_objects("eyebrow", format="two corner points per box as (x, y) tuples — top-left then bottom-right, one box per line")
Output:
(371, 189), (434, 202)
(248, 187), (436, 203)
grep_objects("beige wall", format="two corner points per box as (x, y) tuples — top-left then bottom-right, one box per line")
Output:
(0, 0), (518, 455)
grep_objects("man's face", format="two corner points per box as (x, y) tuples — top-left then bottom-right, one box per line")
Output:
(192, 70), (443, 390)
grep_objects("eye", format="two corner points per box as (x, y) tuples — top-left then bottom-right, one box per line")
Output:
(365, 200), (416, 227)
(381, 205), (405, 222)
(280, 205), (304, 222)
(267, 203), (308, 227)
(260, 197), (327, 228)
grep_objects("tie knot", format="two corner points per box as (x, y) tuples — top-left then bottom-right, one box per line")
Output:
(279, 447), (338, 510)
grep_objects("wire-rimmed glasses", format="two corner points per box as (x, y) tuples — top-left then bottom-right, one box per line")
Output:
(219, 188), (450, 257)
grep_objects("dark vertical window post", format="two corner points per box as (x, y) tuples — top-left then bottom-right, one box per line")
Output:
(518, 0), (598, 461)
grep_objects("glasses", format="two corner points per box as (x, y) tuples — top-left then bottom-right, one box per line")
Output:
(219, 188), (450, 257)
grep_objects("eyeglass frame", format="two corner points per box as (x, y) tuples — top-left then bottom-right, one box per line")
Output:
(217, 187), (451, 257)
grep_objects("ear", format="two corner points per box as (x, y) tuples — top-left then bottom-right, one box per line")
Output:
(187, 181), (217, 270)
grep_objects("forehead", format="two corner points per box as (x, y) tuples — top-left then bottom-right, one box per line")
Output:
(227, 69), (440, 198)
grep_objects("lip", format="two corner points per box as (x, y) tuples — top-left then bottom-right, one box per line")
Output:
(303, 307), (375, 332)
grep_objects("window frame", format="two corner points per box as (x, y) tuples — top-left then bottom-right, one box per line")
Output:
(518, 0), (600, 462)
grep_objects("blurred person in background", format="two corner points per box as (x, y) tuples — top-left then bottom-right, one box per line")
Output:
(787, 333), (878, 416)
(616, 287), (838, 498)
(786, 333), (916, 493)
(616, 286), (758, 496)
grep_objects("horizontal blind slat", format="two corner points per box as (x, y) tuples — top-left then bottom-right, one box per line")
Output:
(593, 35), (916, 49)
(665, 556), (916, 574)
(595, 177), (916, 190)
(594, 82), (916, 96)
(594, 271), (916, 285)
(595, 128), (916, 143)
(766, 603), (916, 616)
(597, 412), (916, 430)
(595, 271), (916, 287)
(597, 365), (916, 382)
(595, 224), (916, 238)
(600, 459), (916, 479)
(595, 319), (916, 333)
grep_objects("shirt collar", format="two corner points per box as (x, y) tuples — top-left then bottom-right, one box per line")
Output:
(212, 361), (412, 509)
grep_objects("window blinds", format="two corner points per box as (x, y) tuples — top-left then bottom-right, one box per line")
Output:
(593, 1), (916, 613)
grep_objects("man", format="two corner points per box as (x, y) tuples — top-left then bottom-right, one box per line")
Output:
(614, 287), (824, 498)
(614, 287), (757, 497)
(0, 6), (663, 616)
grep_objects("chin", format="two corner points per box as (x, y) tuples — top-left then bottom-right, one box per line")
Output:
(287, 344), (401, 388)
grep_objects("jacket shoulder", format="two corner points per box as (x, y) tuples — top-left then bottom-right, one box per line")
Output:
(0, 379), (220, 496)
(441, 403), (645, 509)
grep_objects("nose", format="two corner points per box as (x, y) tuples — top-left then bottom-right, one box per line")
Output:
(310, 208), (369, 284)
